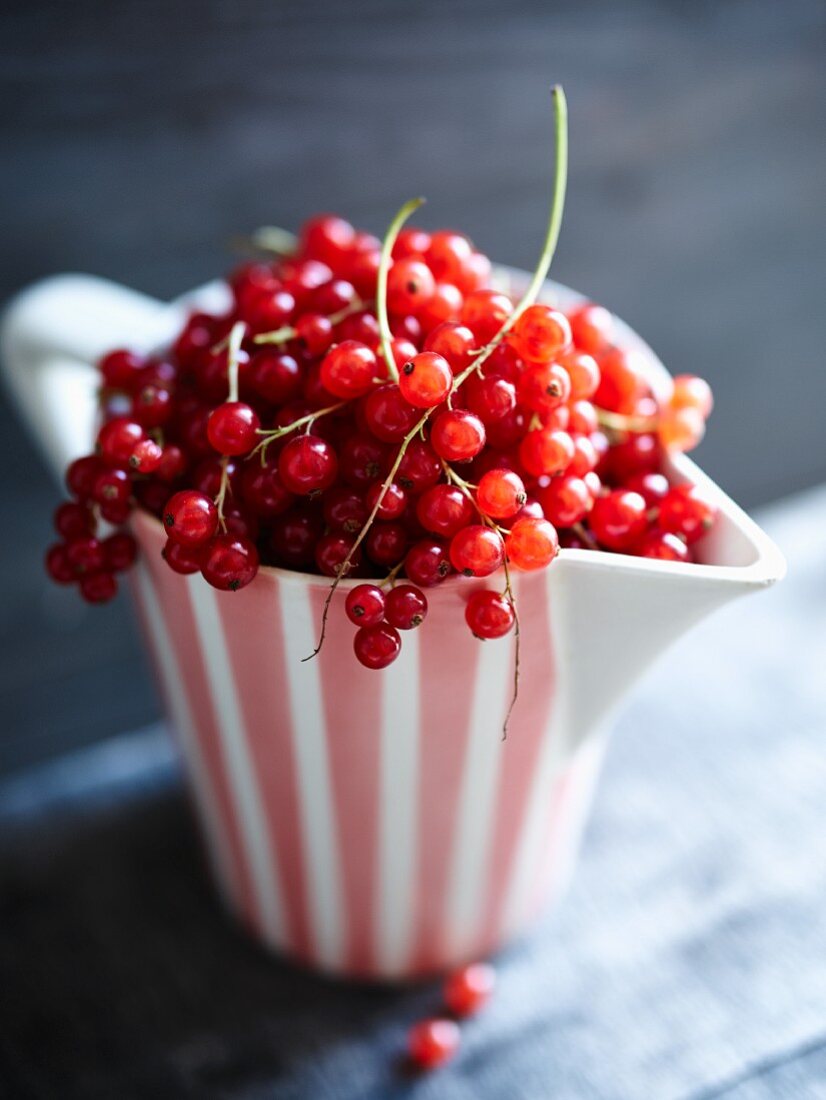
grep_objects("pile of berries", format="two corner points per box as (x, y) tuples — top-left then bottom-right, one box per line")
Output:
(407, 961), (497, 1072)
(45, 211), (717, 668)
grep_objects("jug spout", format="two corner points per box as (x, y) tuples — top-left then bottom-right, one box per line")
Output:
(551, 454), (786, 742)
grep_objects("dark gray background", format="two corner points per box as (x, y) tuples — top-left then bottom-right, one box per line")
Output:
(2, 0), (824, 774)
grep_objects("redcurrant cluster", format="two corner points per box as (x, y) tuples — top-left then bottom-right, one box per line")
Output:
(407, 961), (496, 1072)
(45, 210), (717, 659)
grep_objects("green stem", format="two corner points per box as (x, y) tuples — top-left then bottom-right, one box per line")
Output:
(227, 321), (246, 403)
(376, 197), (426, 383)
(252, 401), (347, 463)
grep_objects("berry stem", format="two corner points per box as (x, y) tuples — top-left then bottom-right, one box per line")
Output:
(253, 401), (347, 463)
(595, 407), (658, 435)
(227, 321), (246, 403)
(254, 299), (370, 346)
(376, 197), (426, 383)
(572, 521), (599, 550)
(245, 225), (299, 255)
(214, 458), (230, 530)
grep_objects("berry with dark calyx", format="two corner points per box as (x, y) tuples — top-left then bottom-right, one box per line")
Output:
(345, 584), (385, 627)
(398, 352), (453, 409)
(163, 490), (218, 548)
(340, 433), (387, 488)
(353, 622), (401, 670)
(658, 483), (717, 543)
(385, 584), (427, 629)
(201, 534), (259, 591)
(320, 340), (377, 399)
(386, 258), (435, 314)
(103, 532), (138, 572)
(465, 589), (515, 639)
(393, 438), (443, 494)
(129, 437), (163, 473)
(133, 383), (173, 428)
(79, 571), (118, 604)
(315, 533), (362, 577)
(93, 466), (131, 508)
(98, 417), (145, 466)
(407, 1018), (460, 1071)
(637, 529), (690, 562)
(416, 483), (475, 538)
(45, 543), (75, 584)
(431, 409), (486, 463)
(404, 539), (452, 587)
(323, 485), (368, 533)
(207, 402), (260, 456)
(518, 362), (572, 414)
(66, 536), (106, 576)
(162, 538), (206, 575)
(450, 525), (504, 578)
(295, 314), (333, 357)
(511, 303), (571, 363)
(589, 489), (648, 550)
(477, 468), (527, 519)
(54, 501), (94, 540)
(443, 962), (496, 1017)
(278, 435), (339, 495)
(506, 516), (559, 570)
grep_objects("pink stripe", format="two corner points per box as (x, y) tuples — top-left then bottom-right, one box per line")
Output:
(479, 571), (556, 948)
(410, 586), (482, 974)
(214, 575), (313, 961)
(526, 768), (575, 920)
(310, 585), (383, 974)
(134, 515), (259, 934)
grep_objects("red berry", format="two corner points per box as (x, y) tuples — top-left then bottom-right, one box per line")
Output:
(428, 230), (472, 283)
(340, 433), (387, 488)
(103, 532), (138, 572)
(133, 384), (173, 428)
(45, 543), (74, 584)
(394, 226), (432, 259)
(589, 490), (648, 550)
(562, 350), (601, 400)
(506, 516), (559, 570)
(407, 1018), (460, 1071)
(66, 455), (104, 500)
(315, 532), (361, 577)
(477, 469), (526, 519)
(240, 457), (295, 518)
(365, 480), (407, 521)
(449, 525), (504, 577)
(129, 437), (164, 473)
(300, 214), (355, 266)
(365, 521), (409, 567)
(201, 534), (259, 591)
(637, 529), (690, 562)
(465, 589), (515, 639)
(461, 289), (512, 343)
(93, 466), (131, 508)
(345, 584), (385, 627)
(511, 304), (571, 362)
(364, 384), (420, 443)
(278, 435), (338, 495)
(98, 417), (145, 466)
(568, 302), (614, 354)
(443, 962), (496, 1016)
(423, 322), (476, 372)
(392, 439), (443, 494)
(322, 486), (368, 533)
(163, 490), (218, 548)
(625, 471), (670, 507)
(385, 584), (427, 629)
(79, 571), (118, 604)
(658, 484), (717, 544)
(464, 373), (516, 424)
(353, 622), (401, 670)
(517, 362), (571, 414)
(670, 374), (713, 418)
(518, 428), (575, 477)
(207, 402), (260, 456)
(162, 539), (206, 575)
(658, 405), (705, 453)
(404, 539), (452, 587)
(250, 350), (302, 405)
(537, 475), (592, 527)
(387, 258), (436, 315)
(99, 348), (143, 390)
(295, 315), (333, 357)
(54, 501), (94, 540)
(430, 409), (486, 463)
(399, 352), (453, 409)
(271, 506), (324, 568)
(320, 340), (377, 399)
(416, 483), (475, 538)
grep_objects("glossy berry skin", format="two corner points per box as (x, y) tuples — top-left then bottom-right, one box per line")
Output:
(353, 622), (401, 670)
(278, 435), (338, 495)
(404, 539), (452, 587)
(416, 484), (475, 538)
(517, 362), (571, 414)
(423, 322), (475, 372)
(162, 539), (206, 575)
(365, 522), (408, 567)
(407, 1018), (460, 1071)
(207, 402), (260, 456)
(461, 289), (512, 343)
(103, 532), (138, 572)
(477, 469), (527, 519)
(99, 348), (144, 390)
(340, 433), (387, 487)
(671, 374), (713, 418)
(511, 304), (572, 363)
(590, 490), (648, 551)
(464, 373), (516, 424)
(98, 417), (145, 466)
(315, 533), (361, 577)
(365, 480), (406, 521)
(464, 589), (515, 639)
(250, 351), (302, 405)
(450, 525), (504, 578)
(363, 384), (420, 443)
(431, 409), (486, 463)
(54, 501), (94, 540)
(626, 471), (670, 507)
(45, 544), (75, 584)
(66, 536), (106, 576)
(201, 534), (259, 591)
(345, 584), (385, 627)
(66, 455), (104, 500)
(562, 350), (601, 400)
(385, 584), (427, 629)
(79, 571), (118, 604)
(387, 258), (436, 315)
(537, 475), (592, 528)
(399, 352), (453, 409)
(320, 341), (377, 399)
(506, 516), (559, 570)
(637, 529), (690, 562)
(393, 439), (442, 494)
(129, 437), (164, 473)
(568, 302), (614, 354)
(163, 490), (218, 548)
(443, 962), (496, 1017)
(519, 428), (575, 477)
(241, 459), (295, 519)
(658, 484), (717, 544)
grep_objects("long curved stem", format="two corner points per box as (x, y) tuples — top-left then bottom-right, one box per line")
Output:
(376, 197), (426, 383)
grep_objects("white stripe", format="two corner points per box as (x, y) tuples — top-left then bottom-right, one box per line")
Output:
(134, 563), (236, 902)
(443, 630), (512, 960)
(278, 583), (344, 970)
(375, 629), (420, 976)
(500, 569), (571, 938)
(186, 575), (286, 946)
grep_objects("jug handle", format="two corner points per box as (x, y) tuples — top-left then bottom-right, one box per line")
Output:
(0, 274), (183, 479)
